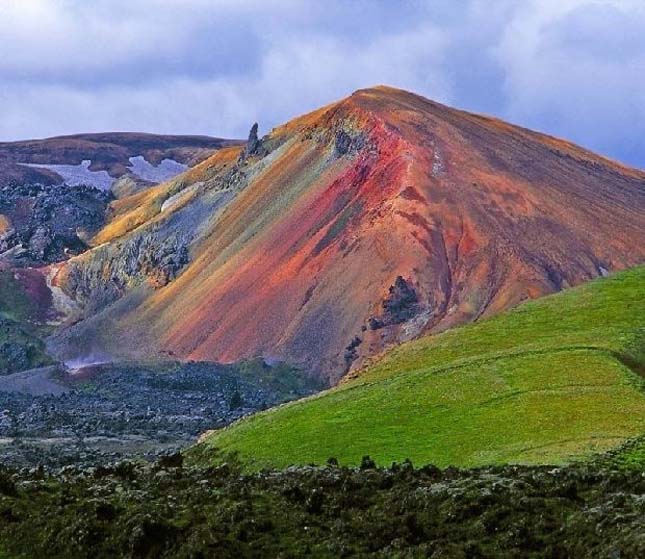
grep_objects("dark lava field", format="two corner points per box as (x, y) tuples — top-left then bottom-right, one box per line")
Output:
(0, 359), (318, 468)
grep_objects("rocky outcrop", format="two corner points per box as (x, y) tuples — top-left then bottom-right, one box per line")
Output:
(334, 128), (366, 156)
(0, 317), (53, 374)
(343, 336), (362, 369)
(63, 227), (191, 314)
(240, 122), (268, 162)
(0, 183), (110, 265)
(245, 123), (260, 156)
(369, 277), (420, 330)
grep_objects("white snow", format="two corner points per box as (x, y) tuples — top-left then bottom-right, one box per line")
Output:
(127, 156), (187, 183)
(21, 160), (114, 191)
(20, 156), (188, 191)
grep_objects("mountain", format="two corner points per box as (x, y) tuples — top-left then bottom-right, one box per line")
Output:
(197, 266), (645, 469)
(51, 86), (645, 382)
(0, 132), (243, 191)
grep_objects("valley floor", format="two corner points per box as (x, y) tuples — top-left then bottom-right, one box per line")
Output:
(0, 360), (317, 468)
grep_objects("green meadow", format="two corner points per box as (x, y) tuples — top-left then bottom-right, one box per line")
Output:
(200, 266), (645, 469)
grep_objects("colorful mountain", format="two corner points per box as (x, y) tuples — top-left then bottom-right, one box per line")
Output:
(52, 86), (645, 382)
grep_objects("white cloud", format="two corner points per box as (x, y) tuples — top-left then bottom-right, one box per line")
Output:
(495, 0), (645, 161)
(0, 2), (451, 140)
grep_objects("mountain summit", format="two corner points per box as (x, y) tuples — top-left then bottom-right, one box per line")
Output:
(53, 86), (645, 382)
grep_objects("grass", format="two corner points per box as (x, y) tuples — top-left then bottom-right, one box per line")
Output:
(200, 266), (645, 470)
(601, 436), (645, 470)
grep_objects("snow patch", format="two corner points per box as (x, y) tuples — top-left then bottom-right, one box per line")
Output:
(127, 156), (187, 183)
(21, 156), (188, 191)
(22, 160), (114, 190)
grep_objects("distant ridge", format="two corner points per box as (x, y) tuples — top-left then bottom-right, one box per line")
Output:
(0, 132), (244, 186)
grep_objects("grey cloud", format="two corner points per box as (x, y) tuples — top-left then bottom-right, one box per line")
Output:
(496, 0), (645, 167)
(544, 3), (645, 61)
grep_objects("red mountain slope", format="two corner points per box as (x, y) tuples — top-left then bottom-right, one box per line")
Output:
(55, 86), (645, 382)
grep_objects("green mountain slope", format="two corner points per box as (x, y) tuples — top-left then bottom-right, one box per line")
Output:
(198, 266), (645, 469)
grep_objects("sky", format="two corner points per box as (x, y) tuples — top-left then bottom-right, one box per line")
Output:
(0, 0), (643, 168)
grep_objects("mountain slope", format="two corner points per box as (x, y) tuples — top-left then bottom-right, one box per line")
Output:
(53, 86), (645, 381)
(197, 266), (645, 469)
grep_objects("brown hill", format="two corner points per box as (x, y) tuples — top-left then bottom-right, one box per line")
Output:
(53, 86), (645, 382)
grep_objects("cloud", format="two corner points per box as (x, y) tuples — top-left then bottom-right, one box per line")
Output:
(496, 0), (645, 165)
(0, 0), (452, 140)
(0, 0), (643, 168)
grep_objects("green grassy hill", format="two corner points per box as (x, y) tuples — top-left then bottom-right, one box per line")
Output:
(198, 267), (645, 470)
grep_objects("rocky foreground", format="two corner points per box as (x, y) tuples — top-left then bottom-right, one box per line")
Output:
(0, 442), (643, 559)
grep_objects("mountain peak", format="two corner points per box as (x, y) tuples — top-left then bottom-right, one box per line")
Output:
(350, 84), (412, 98)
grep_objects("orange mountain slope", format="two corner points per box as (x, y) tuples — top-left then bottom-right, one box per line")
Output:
(53, 86), (645, 382)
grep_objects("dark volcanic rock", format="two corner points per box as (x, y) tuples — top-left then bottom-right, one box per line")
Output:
(1, 447), (644, 559)
(343, 336), (362, 369)
(63, 226), (191, 313)
(27, 225), (52, 261)
(245, 122), (260, 157)
(335, 129), (353, 154)
(0, 183), (110, 265)
(383, 276), (420, 324)
(334, 128), (366, 156)
(0, 359), (319, 468)
(0, 317), (52, 375)
(369, 276), (420, 330)
(0, 342), (29, 372)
